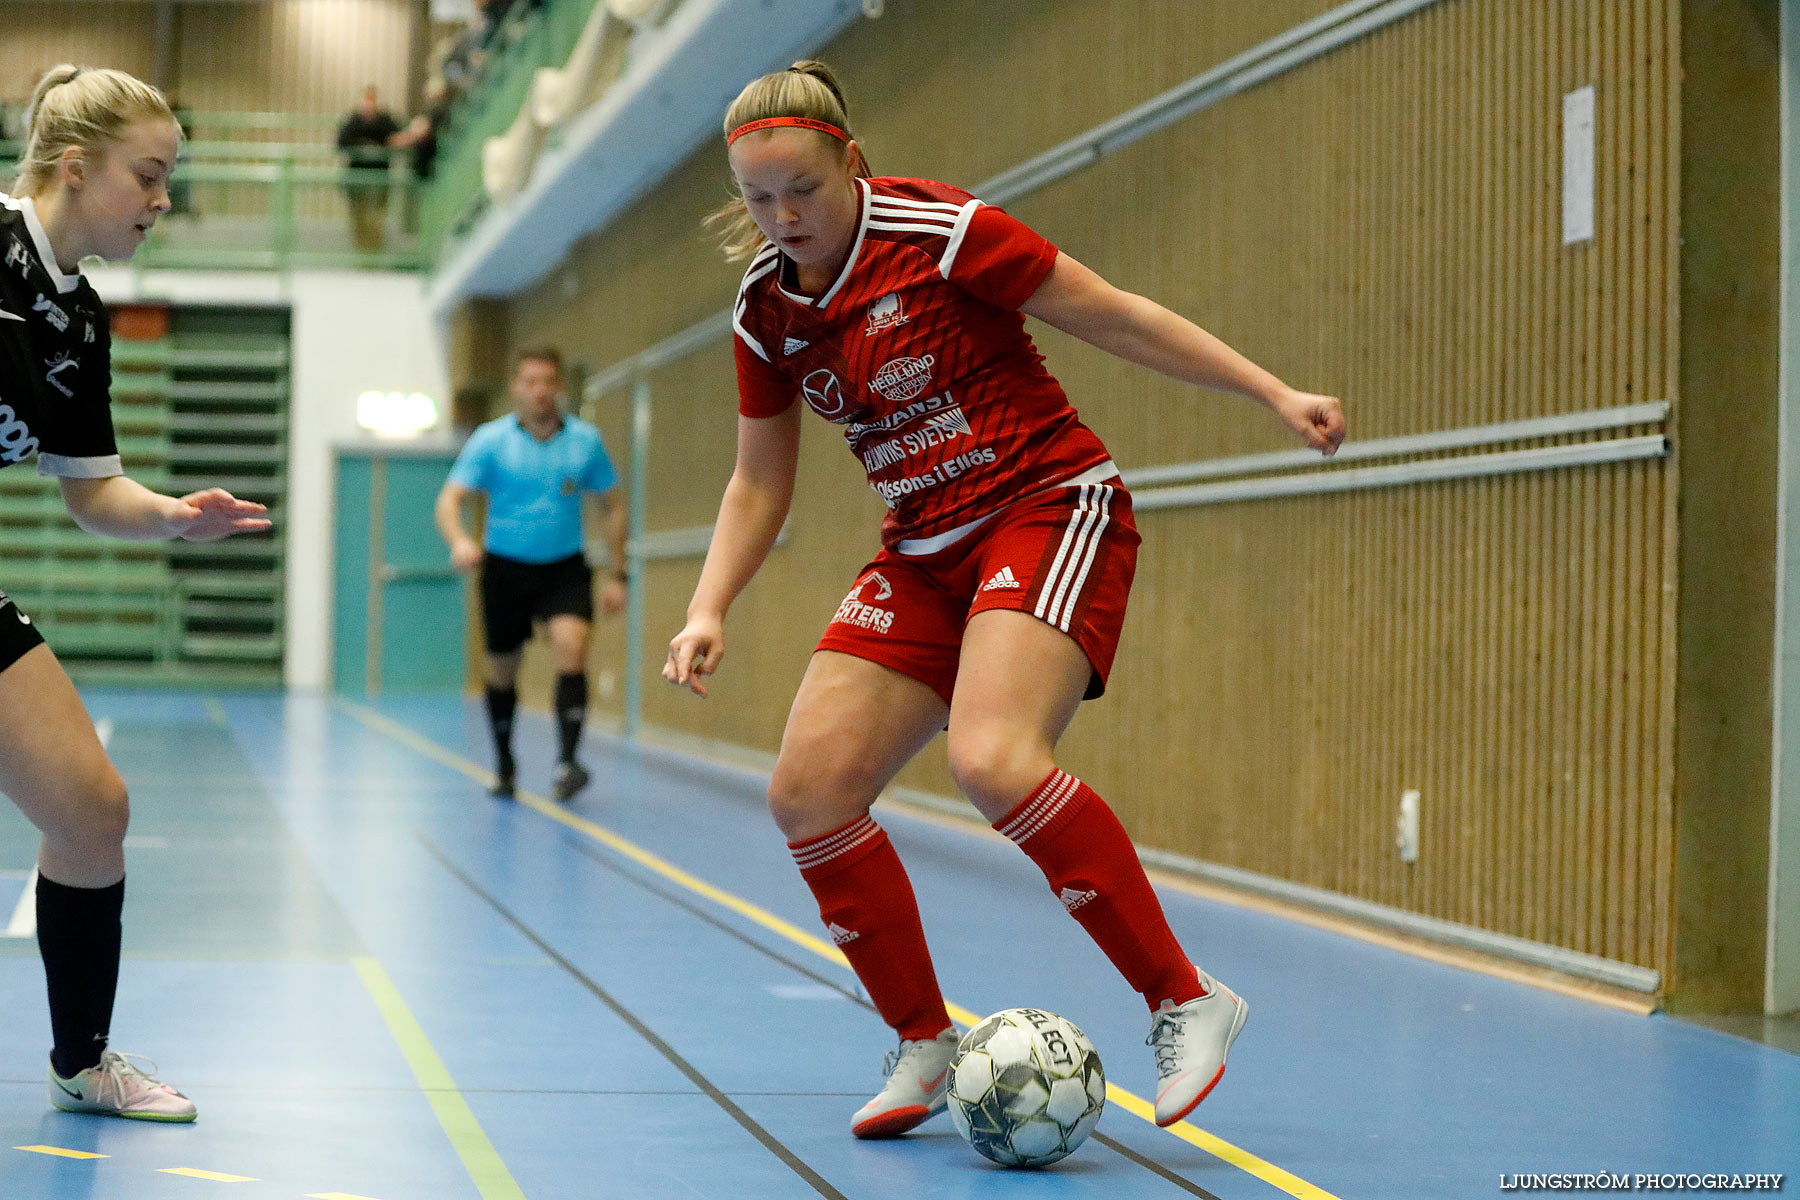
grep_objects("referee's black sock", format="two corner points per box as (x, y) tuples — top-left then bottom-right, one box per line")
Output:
(484, 685), (517, 777)
(37, 874), (123, 1078)
(554, 673), (588, 765)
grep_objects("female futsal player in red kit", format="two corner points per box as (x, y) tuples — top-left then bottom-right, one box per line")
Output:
(665, 61), (1345, 1139)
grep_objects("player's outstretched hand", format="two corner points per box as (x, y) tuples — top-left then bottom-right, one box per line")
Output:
(1271, 387), (1346, 456)
(600, 577), (627, 617)
(664, 615), (723, 699)
(169, 488), (271, 542)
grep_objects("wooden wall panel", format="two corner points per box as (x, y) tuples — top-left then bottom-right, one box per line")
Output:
(0, 7), (155, 109)
(482, 0), (1693, 984)
(174, 0), (415, 118)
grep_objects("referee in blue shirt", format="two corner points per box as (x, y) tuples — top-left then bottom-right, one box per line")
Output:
(436, 346), (626, 801)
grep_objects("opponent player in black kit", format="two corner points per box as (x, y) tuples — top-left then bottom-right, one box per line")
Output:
(1, 64), (269, 1121)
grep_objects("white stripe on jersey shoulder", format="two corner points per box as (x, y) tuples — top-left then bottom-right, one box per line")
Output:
(868, 219), (966, 238)
(868, 193), (966, 213)
(733, 250), (782, 360)
(732, 298), (771, 362)
(868, 204), (958, 228)
(868, 199), (959, 221)
(737, 245), (779, 296)
(0, 193), (82, 295)
(938, 198), (986, 280)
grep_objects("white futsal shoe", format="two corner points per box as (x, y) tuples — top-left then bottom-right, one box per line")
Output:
(1148, 968), (1249, 1126)
(49, 1051), (197, 1122)
(850, 1027), (958, 1139)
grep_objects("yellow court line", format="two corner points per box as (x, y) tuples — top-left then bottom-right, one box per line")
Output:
(336, 699), (1344, 1200)
(352, 957), (525, 1200)
(159, 1167), (258, 1182)
(15, 1144), (107, 1159)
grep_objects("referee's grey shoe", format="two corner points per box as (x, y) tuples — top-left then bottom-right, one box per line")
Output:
(551, 761), (590, 802)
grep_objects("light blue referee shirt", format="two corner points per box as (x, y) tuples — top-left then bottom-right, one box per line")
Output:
(448, 413), (619, 563)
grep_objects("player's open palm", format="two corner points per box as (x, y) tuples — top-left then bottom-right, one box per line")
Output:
(665, 615), (724, 698)
(170, 488), (271, 542)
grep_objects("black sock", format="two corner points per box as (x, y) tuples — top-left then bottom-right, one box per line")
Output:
(36, 874), (124, 1078)
(485, 685), (517, 776)
(554, 672), (588, 764)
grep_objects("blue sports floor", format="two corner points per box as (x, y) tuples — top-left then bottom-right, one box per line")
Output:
(0, 689), (1795, 1199)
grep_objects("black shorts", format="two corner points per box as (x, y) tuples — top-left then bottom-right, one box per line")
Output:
(0, 589), (46, 674)
(479, 551), (593, 655)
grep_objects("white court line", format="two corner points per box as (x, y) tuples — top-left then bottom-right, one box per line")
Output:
(2, 718), (112, 940)
(3, 869), (36, 938)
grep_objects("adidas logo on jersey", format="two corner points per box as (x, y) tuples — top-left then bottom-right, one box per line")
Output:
(1058, 887), (1098, 913)
(783, 337), (809, 356)
(827, 922), (860, 946)
(982, 566), (1023, 592)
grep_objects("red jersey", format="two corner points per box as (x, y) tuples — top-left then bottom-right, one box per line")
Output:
(732, 176), (1114, 549)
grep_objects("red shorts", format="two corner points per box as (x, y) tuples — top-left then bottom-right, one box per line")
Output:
(816, 481), (1139, 705)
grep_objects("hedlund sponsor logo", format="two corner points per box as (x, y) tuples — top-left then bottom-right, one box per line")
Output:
(868, 354), (935, 403)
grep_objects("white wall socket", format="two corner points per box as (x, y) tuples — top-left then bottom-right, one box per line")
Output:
(1397, 789), (1421, 863)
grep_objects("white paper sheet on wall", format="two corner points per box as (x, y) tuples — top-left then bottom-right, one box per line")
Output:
(1563, 85), (1596, 246)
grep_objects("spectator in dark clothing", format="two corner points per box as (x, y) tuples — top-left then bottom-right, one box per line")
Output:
(164, 91), (194, 218)
(335, 85), (402, 255)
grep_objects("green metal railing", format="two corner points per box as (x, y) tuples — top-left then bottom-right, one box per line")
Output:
(419, 0), (601, 261)
(2, 133), (426, 272)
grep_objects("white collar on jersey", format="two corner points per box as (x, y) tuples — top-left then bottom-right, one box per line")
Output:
(775, 176), (872, 309)
(0, 193), (84, 296)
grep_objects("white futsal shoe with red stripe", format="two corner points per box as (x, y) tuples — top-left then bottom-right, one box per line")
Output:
(49, 1051), (197, 1122)
(1148, 969), (1249, 1126)
(850, 1028), (958, 1139)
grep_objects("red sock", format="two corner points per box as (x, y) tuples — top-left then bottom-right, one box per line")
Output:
(996, 770), (1204, 1010)
(790, 816), (952, 1041)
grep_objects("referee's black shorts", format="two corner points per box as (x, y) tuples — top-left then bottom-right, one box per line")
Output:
(479, 551), (593, 656)
(0, 588), (46, 675)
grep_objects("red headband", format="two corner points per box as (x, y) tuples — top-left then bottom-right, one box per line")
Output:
(727, 116), (848, 146)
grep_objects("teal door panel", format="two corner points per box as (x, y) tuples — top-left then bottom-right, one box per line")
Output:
(332, 447), (464, 697)
(331, 456), (372, 695)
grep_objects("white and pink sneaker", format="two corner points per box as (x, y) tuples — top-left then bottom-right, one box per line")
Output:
(1149, 969), (1249, 1126)
(851, 1028), (958, 1139)
(50, 1051), (197, 1122)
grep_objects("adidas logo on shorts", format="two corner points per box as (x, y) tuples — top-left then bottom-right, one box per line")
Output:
(982, 566), (1023, 592)
(1058, 887), (1098, 912)
(827, 922), (860, 945)
(783, 337), (809, 356)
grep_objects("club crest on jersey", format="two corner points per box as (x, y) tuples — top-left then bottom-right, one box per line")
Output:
(33, 294), (68, 332)
(868, 355), (936, 404)
(5, 238), (29, 275)
(864, 292), (907, 335)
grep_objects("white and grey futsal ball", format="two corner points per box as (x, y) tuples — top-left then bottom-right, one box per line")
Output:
(947, 1008), (1106, 1167)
